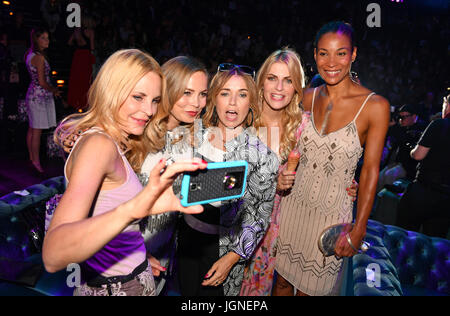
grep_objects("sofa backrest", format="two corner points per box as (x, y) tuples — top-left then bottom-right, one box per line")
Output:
(0, 177), (65, 261)
(383, 224), (450, 295)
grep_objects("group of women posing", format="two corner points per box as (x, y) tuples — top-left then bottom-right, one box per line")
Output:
(42, 21), (390, 296)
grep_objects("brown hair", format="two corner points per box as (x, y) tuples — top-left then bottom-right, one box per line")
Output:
(203, 69), (259, 129)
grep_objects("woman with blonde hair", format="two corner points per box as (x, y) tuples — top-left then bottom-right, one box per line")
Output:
(43, 49), (207, 296)
(177, 65), (279, 296)
(241, 47), (358, 296)
(139, 55), (209, 295)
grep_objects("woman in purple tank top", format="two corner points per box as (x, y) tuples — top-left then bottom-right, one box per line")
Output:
(42, 49), (207, 296)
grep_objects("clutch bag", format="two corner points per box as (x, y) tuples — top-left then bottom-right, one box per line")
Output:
(318, 223), (352, 257)
(318, 223), (370, 267)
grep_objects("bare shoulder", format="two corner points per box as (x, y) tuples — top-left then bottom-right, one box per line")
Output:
(301, 87), (317, 112)
(31, 54), (45, 66)
(365, 94), (390, 118)
(72, 133), (119, 168)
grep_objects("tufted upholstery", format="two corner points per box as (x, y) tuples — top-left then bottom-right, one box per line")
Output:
(0, 177), (72, 296)
(353, 220), (450, 296)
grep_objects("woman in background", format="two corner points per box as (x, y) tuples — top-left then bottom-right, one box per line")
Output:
(25, 27), (60, 173)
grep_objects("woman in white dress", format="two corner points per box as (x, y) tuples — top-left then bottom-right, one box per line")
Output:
(25, 27), (60, 173)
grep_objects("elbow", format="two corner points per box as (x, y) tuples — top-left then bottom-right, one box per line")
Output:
(42, 253), (59, 274)
(42, 241), (63, 273)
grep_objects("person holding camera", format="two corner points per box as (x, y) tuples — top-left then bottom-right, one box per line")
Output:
(395, 95), (450, 238)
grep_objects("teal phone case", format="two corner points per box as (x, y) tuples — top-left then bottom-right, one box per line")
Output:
(180, 161), (248, 207)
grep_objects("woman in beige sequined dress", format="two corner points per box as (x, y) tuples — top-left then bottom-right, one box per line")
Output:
(274, 22), (390, 296)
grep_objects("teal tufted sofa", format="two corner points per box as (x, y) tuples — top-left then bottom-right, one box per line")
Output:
(352, 220), (449, 296)
(0, 176), (73, 296)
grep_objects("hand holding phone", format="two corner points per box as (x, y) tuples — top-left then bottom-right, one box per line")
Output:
(179, 161), (248, 207)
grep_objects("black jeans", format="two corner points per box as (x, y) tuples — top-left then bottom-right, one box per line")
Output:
(396, 181), (450, 238)
(177, 217), (223, 296)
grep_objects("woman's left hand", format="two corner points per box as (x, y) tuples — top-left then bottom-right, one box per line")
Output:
(202, 252), (241, 287)
(334, 226), (366, 258)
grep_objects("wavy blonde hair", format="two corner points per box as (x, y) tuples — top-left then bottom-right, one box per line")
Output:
(254, 47), (306, 162)
(54, 49), (167, 171)
(148, 56), (208, 148)
(203, 69), (259, 129)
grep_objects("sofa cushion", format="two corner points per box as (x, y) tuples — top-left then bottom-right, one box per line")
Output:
(383, 226), (450, 295)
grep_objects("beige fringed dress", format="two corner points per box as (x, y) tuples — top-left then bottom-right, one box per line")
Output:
(275, 88), (375, 296)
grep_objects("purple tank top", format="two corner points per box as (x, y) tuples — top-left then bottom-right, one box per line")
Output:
(64, 128), (146, 278)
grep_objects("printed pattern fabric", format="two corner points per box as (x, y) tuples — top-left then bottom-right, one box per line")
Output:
(25, 52), (56, 129)
(73, 266), (156, 296)
(240, 112), (311, 296)
(215, 129), (279, 296)
(275, 89), (373, 296)
(138, 127), (195, 295)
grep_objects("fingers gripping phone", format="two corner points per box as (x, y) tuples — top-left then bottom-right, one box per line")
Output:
(179, 161), (248, 207)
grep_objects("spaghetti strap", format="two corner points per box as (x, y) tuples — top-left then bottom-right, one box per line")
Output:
(353, 92), (376, 122)
(311, 87), (318, 114)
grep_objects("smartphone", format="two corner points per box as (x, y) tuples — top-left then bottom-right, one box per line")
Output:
(179, 161), (248, 207)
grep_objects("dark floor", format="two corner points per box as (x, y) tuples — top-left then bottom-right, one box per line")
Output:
(0, 123), (65, 197)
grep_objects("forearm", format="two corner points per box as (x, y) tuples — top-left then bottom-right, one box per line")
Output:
(43, 204), (134, 273)
(353, 166), (379, 234)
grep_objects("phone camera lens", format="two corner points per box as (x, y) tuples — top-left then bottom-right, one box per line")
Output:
(224, 175), (237, 190)
(190, 183), (201, 191)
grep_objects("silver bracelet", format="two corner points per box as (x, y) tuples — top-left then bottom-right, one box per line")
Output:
(345, 233), (359, 253)
(345, 233), (370, 253)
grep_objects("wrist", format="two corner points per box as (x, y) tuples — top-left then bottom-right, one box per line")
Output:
(227, 252), (241, 265)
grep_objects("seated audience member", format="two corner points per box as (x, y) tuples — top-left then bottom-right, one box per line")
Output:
(377, 103), (426, 191)
(395, 95), (450, 238)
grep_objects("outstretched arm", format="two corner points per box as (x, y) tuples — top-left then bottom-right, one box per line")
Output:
(43, 134), (206, 273)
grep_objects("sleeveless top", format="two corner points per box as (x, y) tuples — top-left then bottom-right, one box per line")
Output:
(25, 52), (53, 100)
(276, 88), (375, 296)
(65, 128), (146, 279)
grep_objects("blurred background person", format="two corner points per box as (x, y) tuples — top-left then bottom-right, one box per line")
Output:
(395, 95), (450, 238)
(377, 103), (426, 192)
(25, 27), (60, 173)
(67, 15), (96, 111)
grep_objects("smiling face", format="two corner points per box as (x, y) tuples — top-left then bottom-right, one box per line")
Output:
(262, 61), (296, 111)
(314, 32), (356, 86)
(215, 75), (251, 131)
(118, 71), (162, 137)
(168, 71), (208, 129)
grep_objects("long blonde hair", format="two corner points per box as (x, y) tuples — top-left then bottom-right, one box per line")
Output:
(203, 69), (259, 129)
(54, 49), (167, 171)
(254, 47), (306, 162)
(148, 56), (208, 148)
